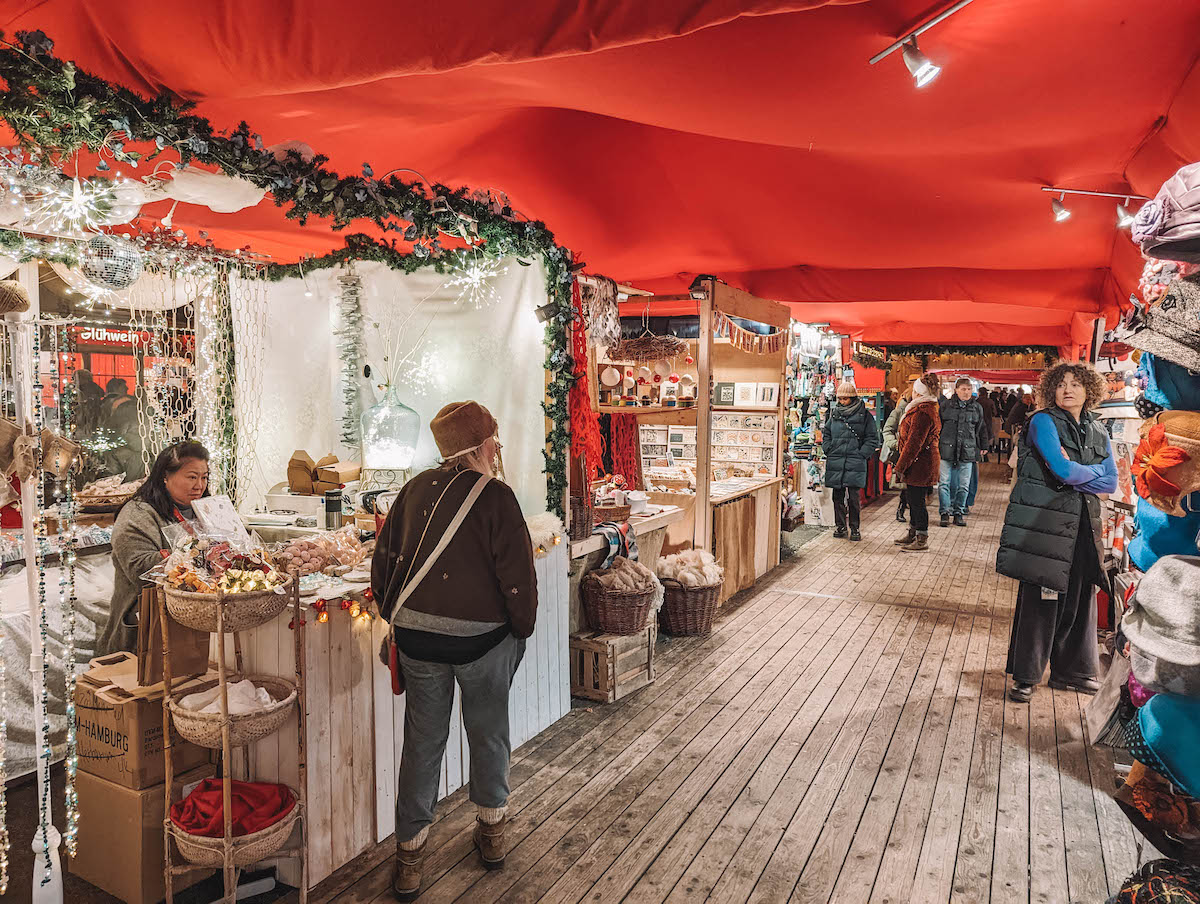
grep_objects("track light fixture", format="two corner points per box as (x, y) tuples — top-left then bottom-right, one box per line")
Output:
(1052, 193), (1071, 223)
(1117, 200), (1135, 229)
(902, 39), (941, 88)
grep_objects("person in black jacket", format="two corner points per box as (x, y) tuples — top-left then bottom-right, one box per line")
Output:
(996, 363), (1116, 703)
(822, 382), (880, 541)
(937, 378), (989, 527)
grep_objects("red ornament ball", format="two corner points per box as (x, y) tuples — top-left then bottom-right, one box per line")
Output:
(669, 372), (680, 383)
(685, 355), (695, 365)
(653, 374), (663, 383)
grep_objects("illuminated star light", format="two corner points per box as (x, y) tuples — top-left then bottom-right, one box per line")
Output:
(445, 255), (509, 309)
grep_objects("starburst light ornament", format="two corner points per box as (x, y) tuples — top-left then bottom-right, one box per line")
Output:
(446, 254), (509, 309)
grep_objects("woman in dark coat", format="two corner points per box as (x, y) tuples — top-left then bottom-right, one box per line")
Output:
(997, 363), (1116, 702)
(822, 381), (880, 540)
(893, 373), (942, 552)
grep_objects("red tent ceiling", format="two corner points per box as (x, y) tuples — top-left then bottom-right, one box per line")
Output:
(5, 0), (1200, 345)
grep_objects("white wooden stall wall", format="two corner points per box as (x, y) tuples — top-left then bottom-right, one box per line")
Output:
(235, 541), (569, 889)
(372, 542), (570, 845)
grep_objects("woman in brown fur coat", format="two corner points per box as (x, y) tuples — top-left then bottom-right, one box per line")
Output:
(894, 373), (942, 551)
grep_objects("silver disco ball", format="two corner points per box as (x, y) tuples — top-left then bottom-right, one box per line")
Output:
(82, 233), (143, 291)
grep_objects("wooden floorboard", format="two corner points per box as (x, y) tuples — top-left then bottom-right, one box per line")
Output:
(316, 464), (1140, 904)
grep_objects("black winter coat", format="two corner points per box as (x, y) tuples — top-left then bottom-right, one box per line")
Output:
(938, 397), (989, 464)
(995, 407), (1111, 594)
(822, 400), (880, 489)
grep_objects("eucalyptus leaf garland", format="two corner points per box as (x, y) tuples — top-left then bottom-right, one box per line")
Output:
(0, 29), (578, 516)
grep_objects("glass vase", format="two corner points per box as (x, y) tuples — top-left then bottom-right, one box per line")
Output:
(360, 384), (420, 470)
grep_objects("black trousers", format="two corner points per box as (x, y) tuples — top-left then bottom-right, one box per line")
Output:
(904, 484), (929, 532)
(832, 486), (861, 531)
(1005, 517), (1101, 685)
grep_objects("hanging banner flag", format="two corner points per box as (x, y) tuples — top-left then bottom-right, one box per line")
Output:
(712, 309), (787, 355)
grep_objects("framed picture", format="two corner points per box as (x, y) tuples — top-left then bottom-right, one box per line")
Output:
(757, 382), (780, 407)
(715, 382), (736, 406)
(734, 382), (757, 406)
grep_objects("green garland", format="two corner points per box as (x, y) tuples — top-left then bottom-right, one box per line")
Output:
(886, 344), (1057, 359)
(851, 352), (891, 374)
(0, 30), (576, 516)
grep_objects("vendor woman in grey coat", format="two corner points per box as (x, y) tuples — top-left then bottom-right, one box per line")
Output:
(101, 441), (210, 656)
(822, 381), (881, 541)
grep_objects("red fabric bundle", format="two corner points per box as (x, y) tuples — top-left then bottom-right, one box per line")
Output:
(610, 414), (641, 490)
(569, 276), (605, 480)
(170, 779), (296, 838)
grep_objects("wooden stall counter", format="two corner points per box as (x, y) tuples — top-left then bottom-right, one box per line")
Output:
(709, 476), (783, 605)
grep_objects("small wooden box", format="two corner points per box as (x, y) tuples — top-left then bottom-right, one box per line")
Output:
(569, 622), (657, 703)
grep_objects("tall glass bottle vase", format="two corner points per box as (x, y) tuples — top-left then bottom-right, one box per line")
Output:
(360, 384), (420, 472)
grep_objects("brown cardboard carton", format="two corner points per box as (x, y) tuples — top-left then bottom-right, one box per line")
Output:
(316, 460), (361, 483)
(312, 479), (346, 495)
(77, 652), (211, 789)
(287, 450), (317, 495)
(72, 764), (214, 904)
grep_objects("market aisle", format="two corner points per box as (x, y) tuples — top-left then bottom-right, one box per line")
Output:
(315, 463), (1141, 904)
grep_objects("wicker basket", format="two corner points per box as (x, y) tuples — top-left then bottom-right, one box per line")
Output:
(169, 675), (297, 749)
(569, 495), (592, 541)
(581, 572), (654, 635)
(592, 503), (631, 525)
(659, 578), (722, 636)
(164, 586), (290, 634)
(170, 795), (301, 868)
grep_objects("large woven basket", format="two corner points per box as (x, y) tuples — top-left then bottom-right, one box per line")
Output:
(592, 503), (631, 525)
(582, 572), (654, 635)
(165, 586), (289, 633)
(659, 578), (722, 636)
(169, 675), (297, 749)
(170, 795), (301, 868)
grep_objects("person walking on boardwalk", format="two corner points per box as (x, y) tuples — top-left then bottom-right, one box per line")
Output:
(893, 374), (942, 552)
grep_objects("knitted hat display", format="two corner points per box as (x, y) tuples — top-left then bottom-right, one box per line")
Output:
(1138, 353), (1200, 412)
(1127, 276), (1200, 372)
(0, 280), (30, 315)
(1133, 162), (1200, 264)
(1129, 499), (1200, 572)
(1135, 411), (1200, 517)
(1121, 556), (1200, 697)
(429, 401), (498, 459)
(1132, 692), (1200, 800)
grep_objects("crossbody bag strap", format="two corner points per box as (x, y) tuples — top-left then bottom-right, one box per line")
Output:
(387, 472), (491, 630)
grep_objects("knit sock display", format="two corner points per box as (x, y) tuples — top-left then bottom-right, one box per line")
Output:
(398, 826), (429, 850)
(478, 806), (506, 825)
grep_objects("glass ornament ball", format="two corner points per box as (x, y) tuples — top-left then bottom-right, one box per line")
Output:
(82, 233), (143, 291)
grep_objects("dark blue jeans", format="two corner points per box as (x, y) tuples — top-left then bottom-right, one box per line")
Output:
(938, 460), (973, 515)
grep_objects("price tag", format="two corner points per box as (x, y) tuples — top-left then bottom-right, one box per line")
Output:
(1040, 585), (1060, 602)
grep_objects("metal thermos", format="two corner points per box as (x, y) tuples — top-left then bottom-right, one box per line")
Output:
(324, 489), (343, 529)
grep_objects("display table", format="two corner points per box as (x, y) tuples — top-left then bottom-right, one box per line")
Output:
(568, 506), (685, 633)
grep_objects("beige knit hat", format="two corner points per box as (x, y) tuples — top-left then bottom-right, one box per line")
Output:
(835, 381), (857, 397)
(1136, 410), (1200, 517)
(430, 401), (498, 459)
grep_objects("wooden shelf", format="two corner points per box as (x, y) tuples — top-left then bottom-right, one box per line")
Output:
(712, 406), (784, 414)
(598, 405), (699, 415)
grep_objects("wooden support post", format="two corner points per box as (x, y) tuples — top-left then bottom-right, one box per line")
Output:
(216, 593), (234, 902)
(695, 279), (714, 552)
(294, 574), (310, 903)
(159, 589), (176, 904)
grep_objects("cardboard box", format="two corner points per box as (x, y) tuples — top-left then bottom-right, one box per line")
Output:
(77, 652), (211, 789)
(316, 460), (361, 483)
(286, 450), (317, 495)
(72, 764), (214, 904)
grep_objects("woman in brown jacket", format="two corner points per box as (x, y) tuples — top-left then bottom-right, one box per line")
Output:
(371, 401), (536, 900)
(893, 373), (942, 551)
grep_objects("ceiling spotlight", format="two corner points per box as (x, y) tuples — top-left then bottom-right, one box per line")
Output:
(688, 275), (714, 301)
(1051, 193), (1072, 223)
(901, 39), (941, 88)
(1117, 201), (1135, 229)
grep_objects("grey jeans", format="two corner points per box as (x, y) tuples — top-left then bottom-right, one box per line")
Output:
(395, 633), (525, 842)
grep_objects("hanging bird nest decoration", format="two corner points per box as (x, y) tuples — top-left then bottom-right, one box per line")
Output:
(606, 333), (689, 364)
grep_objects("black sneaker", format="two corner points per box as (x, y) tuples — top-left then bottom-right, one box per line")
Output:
(939, 514), (950, 527)
(849, 530), (862, 541)
(1008, 681), (1035, 703)
(953, 514), (967, 527)
(895, 509), (906, 522)
(833, 527), (848, 539)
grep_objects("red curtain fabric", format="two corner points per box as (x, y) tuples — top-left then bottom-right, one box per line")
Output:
(5, 0), (1200, 345)
(169, 779), (296, 838)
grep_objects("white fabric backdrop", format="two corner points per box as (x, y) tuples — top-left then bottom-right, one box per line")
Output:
(250, 257), (549, 514)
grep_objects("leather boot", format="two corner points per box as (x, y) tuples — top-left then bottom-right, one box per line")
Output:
(393, 838), (425, 901)
(474, 816), (507, 870)
(894, 527), (916, 546)
(902, 532), (929, 552)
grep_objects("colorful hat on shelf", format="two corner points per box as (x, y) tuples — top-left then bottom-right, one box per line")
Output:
(1133, 162), (1200, 264)
(1130, 692), (1200, 800)
(430, 401), (497, 459)
(1122, 555), (1200, 698)
(1127, 276), (1200, 372)
(1134, 412), (1200, 517)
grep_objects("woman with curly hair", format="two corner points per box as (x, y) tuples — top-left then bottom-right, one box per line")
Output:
(996, 361), (1116, 702)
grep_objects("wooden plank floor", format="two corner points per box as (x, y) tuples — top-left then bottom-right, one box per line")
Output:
(316, 463), (1141, 904)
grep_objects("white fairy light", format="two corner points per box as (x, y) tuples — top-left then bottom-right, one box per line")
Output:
(445, 254), (508, 309)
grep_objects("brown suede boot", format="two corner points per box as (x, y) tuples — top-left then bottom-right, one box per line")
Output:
(393, 838), (425, 901)
(902, 532), (929, 552)
(474, 816), (507, 869)
(894, 527), (916, 546)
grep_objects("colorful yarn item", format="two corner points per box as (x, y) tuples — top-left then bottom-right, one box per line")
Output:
(569, 275), (605, 480)
(611, 414), (641, 489)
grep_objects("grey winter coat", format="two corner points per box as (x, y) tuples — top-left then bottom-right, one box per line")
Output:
(822, 399), (881, 489)
(101, 500), (172, 656)
(881, 398), (908, 488)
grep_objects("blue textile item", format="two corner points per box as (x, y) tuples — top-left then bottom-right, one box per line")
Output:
(591, 521), (639, 569)
(938, 459), (972, 515)
(967, 461), (979, 508)
(1138, 693), (1200, 799)
(1027, 411), (1118, 494)
(1139, 352), (1200, 411)
(1129, 498), (1200, 572)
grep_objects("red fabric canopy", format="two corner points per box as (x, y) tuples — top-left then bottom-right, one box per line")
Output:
(5, 0), (1199, 344)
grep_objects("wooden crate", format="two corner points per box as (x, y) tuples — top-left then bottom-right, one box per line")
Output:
(569, 623), (657, 703)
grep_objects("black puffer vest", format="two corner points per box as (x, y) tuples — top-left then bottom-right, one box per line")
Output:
(995, 406), (1111, 594)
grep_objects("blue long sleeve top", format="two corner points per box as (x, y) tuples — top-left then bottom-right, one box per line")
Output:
(1026, 411), (1118, 496)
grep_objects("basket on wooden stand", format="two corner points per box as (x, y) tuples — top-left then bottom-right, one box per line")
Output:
(581, 572), (654, 635)
(164, 586), (290, 634)
(169, 799), (301, 868)
(658, 578), (723, 636)
(592, 503), (631, 525)
(168, 674), (297, 748)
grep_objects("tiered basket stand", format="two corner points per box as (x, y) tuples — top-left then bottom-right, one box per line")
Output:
(158, 575), (310, 903)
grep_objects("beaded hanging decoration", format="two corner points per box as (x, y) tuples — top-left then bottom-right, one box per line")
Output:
(31, 321), (54, 885)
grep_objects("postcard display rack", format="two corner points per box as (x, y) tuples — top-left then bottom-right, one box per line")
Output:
(158, 577), (309, 904)
(597, 279), (789, 603)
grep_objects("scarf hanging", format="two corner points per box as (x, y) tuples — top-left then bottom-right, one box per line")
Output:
(712, 309), (787, 355)
(569, 275), (605, 481)
(610, 413), (642, 489)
